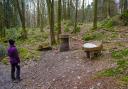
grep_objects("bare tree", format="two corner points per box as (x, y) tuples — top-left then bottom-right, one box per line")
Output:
(14, 0), (27, 39)
(82, 0), (85, 22)
(46, 0), (56, 45)
(93, 0), (98, 29)
(57, 0), (62, 42)
(73, 0), (78, 33)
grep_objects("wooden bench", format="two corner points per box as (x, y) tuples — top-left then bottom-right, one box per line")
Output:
(82, 41), (103, 59)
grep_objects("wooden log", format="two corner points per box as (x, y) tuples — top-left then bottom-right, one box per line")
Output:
(37, 43), (52, 51)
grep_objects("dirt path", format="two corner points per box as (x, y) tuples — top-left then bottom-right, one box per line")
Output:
(1, 32), (128, 89)
(0, 49), (122, 89)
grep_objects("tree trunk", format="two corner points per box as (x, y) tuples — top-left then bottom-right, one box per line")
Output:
(50, 0), (56, 45)
(46, 0), (56, 45)
(21, 0), (27, 39)
(82, 0), (85, 22)
(93, 0), (98, 29)
(67, 0), (70, 19)
(37, 0), (40, 27)
(107, 0), (111, 19)
(15, 0), (27, 39)
(124, 0), (128, 12)
(4, 0), (10, 28)
(57, 0), (62, 42)
(73, 0), (78, 33)
(120, 0), (123, 13)
(40, 1), (45, 32)
(62, 0), (67, 20)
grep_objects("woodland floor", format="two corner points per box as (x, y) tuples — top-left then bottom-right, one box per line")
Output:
(0, 25), (128, 89)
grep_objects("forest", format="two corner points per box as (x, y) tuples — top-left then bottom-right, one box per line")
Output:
(0, 0), (128, 89)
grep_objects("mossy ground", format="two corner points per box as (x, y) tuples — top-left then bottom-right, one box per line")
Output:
(0, 28), (49, 64)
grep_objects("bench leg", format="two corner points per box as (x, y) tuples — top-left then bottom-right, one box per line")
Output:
(86, 51), (91, 59)
(94, 51), (102, 57)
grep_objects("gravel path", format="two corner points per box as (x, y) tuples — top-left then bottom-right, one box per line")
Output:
(0, 49), (122, 89)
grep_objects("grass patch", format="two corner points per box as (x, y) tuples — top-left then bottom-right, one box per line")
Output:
(99, 68), (120, 77)
(98, 48), (128, 85)
(18, 48), (31, 61)
(110, 32), (118, 38)
(1, 28), (47, 63)
(1, 57), (9, 65)
(82, 32), (105, 41)
(5, 27), (22, 40)
(98, 60), (128, 76)
(75, 26), (81, 33)
(0, 44), (7, 57)
(97, 59), (128, 86)
(121, 76), (128, 83)
(64, 25), (70, 32)
(120, 10), (128, 26)
(99, 19), (114, 28)
(112, 48), (128, 59)
(82, 33), (95, 41)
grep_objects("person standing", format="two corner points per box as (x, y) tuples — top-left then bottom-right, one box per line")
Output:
(8, 39), (21, 82)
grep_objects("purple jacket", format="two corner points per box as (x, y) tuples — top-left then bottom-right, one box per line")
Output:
(8, 45), (20, 64)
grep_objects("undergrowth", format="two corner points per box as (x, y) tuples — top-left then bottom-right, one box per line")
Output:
(82, 32), (105, 41)
(120, 10), (128, 26)
(112, 48), (128, 59)
(98, 48), (128, 84)
(0, 28), (47, 64)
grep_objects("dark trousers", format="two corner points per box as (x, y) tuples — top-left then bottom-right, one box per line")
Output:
(11, 63), (20, 80)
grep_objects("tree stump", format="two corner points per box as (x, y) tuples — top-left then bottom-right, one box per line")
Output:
(59, 34), (69, 52)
